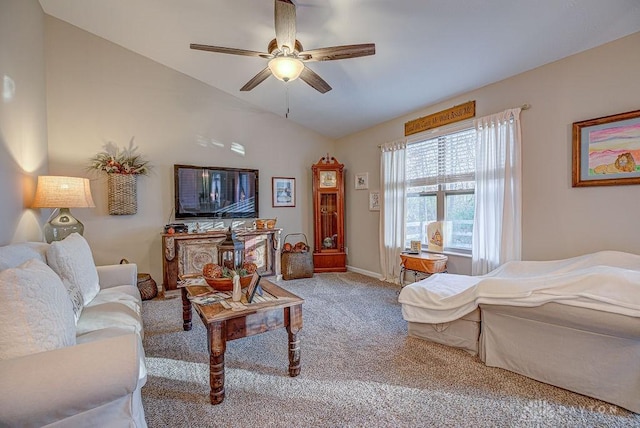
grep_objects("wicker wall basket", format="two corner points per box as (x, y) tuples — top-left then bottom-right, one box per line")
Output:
(108, 174), (137, 215)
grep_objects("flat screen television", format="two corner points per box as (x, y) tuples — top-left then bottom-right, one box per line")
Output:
(174, 164), (259, 219)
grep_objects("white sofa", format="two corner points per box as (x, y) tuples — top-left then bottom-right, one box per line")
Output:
(0, 234), (147, 427)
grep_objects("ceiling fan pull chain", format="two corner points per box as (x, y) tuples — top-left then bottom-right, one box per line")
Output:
(285, 83), (290, 118)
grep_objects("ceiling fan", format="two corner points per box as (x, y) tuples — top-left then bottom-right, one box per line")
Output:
(190, 0), (375, 94)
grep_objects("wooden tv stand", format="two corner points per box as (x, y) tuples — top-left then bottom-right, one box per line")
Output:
(162, 229), (282, 291)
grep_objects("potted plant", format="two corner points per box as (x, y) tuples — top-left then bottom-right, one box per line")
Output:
(88, 139), (152, 215)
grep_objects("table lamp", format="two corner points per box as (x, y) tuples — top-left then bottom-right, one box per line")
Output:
(32, 176), (96, 243)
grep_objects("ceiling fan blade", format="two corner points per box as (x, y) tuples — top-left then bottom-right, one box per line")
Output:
(240, 67), (273, 91)
(299, 67), (332, 94)
(300, 43), (376, 62)
(190, 44), (269, 58)
(274, 0), (297, 52)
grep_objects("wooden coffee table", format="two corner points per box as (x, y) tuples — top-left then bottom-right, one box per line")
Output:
(181, 279), (304, 404)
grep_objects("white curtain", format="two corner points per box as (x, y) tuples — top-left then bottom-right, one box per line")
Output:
(472, 108), (522, 275)
(379, 139), (407, 283)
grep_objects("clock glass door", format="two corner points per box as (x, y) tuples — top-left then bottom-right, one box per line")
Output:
(320, 193), (338, 250)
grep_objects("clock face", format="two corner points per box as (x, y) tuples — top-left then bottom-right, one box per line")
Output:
(319, 171), (337, 188)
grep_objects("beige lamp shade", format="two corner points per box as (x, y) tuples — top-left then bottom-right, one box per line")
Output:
(32, 176), (95, 209)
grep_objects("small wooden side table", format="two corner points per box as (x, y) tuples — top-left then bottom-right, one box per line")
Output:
(399, 252), (448, 287)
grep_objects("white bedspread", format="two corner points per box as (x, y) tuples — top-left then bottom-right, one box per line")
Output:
(399, 250), (640, 323)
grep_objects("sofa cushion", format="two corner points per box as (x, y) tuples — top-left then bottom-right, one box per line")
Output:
(88, 285), (142, 312)
(46, 233), (100, 305)
(0, 259), (76, 360)
(77, 301), (144, 339)
(107, 284), (141, 301)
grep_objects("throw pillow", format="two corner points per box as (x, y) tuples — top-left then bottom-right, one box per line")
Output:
(0, 259), (76, 360)
(0, 242), (48, 271)
(47, 233), (100, 305)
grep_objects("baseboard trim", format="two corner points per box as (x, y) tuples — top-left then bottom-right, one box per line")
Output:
(346, 265), (382, 279)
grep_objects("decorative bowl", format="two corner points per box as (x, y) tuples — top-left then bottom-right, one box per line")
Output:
(203, 274), (253, 291)
(255, 218), (277, 230)
(265, 218), (277, 229)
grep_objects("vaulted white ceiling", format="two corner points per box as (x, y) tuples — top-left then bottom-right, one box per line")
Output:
(39, 0), (640, 139)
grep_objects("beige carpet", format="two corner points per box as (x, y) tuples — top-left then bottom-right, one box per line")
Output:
(141, 272), (639, 427)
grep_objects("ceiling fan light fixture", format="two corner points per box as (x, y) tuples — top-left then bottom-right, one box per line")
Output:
(191, 0), (374, 93)
(268, 56), (304, 82)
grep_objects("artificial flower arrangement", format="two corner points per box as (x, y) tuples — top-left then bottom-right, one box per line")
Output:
(88, 139), (152, 175)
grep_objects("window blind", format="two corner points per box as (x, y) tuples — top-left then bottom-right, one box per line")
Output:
(406, 128), (475, 190)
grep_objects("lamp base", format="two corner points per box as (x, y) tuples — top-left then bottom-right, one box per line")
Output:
(43, 208), (84, 243)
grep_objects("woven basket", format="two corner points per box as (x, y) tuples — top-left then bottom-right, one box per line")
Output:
(255, 218), (277, 230)
(120, 258), (158, 300)
(137, 273), (158, 300)
(281, 233), (313, 280)
(108, 174), (137, 215)
(265, 218), (277, 229)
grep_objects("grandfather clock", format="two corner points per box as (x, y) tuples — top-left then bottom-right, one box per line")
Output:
(311, 155), (346, 272)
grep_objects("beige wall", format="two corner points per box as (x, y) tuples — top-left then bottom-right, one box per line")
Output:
(4, 3), (638, 281)
(0, 0), (49, 245)
(337, 31), (640, 275)
(44, 16), (333, 283)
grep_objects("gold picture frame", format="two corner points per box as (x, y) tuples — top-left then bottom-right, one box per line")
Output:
(572, 109), (640, 187)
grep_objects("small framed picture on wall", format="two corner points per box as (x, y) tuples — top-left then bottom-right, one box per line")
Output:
(355, 173), (369, 190)
(272, 177), (295, 207)
(369, 191), (380, 211)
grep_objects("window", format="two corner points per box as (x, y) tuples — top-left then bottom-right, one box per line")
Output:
(405, 128), (475, 252)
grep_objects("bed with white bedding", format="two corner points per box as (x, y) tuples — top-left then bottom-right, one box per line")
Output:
(398, 251), (640, 413)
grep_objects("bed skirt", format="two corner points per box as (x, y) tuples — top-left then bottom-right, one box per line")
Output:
(479, 303), (640, 413)
(407, 308), (481, 355)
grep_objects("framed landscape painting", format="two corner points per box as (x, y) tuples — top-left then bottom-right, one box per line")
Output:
(572, 109), (640, 187)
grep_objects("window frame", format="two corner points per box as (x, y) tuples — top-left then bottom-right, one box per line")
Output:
(443, 189), (474, 254)
(405, 123), (476, 254)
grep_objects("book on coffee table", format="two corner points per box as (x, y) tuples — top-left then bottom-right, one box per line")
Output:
(178, 276), (207, 288)
(189, 291), (231, 305)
